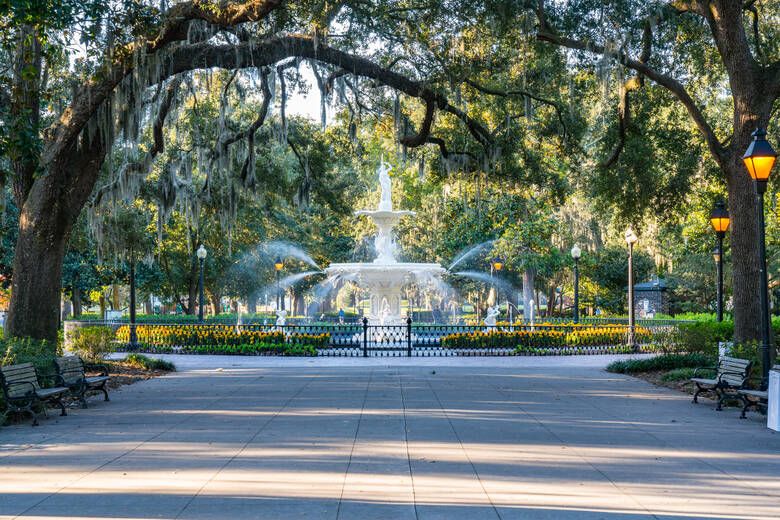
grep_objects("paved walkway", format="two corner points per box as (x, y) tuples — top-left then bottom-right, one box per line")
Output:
(1, 355), (778, 519)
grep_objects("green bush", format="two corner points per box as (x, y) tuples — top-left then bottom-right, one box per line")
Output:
(660, 368), (696, 382)
(1, 336), (57, 412)
(606, 353), (715, 374)
(676, 319), (734, 355)
(123, 353), (175, 371)
(69, 326), (116, 362)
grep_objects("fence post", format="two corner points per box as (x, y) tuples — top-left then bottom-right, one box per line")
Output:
(362, 317), (368, 357)
(407, 317), (412, 357)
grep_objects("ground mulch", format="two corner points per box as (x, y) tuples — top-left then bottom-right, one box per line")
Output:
(633, 370), (697, 395)
(94, 361), (171, 390)
(631, 370), (746, 409)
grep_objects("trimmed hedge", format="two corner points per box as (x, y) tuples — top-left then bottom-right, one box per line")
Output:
(606, 353), (715, 374)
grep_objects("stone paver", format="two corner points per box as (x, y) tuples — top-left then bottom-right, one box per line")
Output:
(1, 355), (779, 519)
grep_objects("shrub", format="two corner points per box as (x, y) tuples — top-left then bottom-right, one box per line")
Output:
(69, 326), (116, 362)
(123, 353), (175, 371)
(660, 368), (696, 382)
(606, 353), (714, 374)
(1, 336), (56, 412)
(676, 319), (733, 355)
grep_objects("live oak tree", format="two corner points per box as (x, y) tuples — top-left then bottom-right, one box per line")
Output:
(529, 0), (779, 343)
(0, 0), (511, 341)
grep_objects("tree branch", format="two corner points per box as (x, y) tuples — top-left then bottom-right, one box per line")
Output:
(92, 77), (183, 207)
(42, 0), (284, 167)
(536, 1), (725, 164)
(463, 78), (569, 142)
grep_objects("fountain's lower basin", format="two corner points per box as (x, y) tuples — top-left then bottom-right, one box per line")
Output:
(325, 262), (446, 325)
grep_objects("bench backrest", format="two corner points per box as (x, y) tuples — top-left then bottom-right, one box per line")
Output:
(54, 356), (86, 386)
(718, 356), (752, 386)
(0, 362), (40, 398)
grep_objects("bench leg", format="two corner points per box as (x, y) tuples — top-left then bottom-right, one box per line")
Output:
(8, 401), (39, 426)
(47, 396), (67, 417)
(692, 383), (710, 404)
(100, 383), (110, 402)
(740, 396), (752, 419)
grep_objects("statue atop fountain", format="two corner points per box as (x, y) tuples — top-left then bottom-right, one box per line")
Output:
(378, 157), (393, 211)
(325, 157), (446, 325)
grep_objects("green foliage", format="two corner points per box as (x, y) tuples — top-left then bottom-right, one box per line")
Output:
(69, 326), (116, 362)
(179, 343), (316, 356)
(660, 368), (696, 382)
(0, 336), (56, 411)
(676, 319), (734, 355)
(1, 336), (55, 370)
(580, 246), (655, 314)
(606, 353), (715, 374)
(122, 353), (175, 372)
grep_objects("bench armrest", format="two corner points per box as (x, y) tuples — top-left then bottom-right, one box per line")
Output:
(692, 366), (717, 378)
(38, 373), (67, 388)
(84, 363), (109, 376)
(4, 381), (37, 397)
(717, 370), (751, 386)
(740, 376), (768, 391)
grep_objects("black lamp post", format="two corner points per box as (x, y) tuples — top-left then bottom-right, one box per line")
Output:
(624, 227), (638, 349)
(571, 244), (581, 323)
(275, 257), (285, 311)
(743, 127), (777, 380)
(197, 244), (207, 323)
(492, 256), (503, 318)
(710, 202), (730, 322)
(128, 250), (138, 350)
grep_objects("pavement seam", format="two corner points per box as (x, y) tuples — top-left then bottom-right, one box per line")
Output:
(335, 368), (374, 520)
(10, 372), (266, 520)
(399, 373), (420, 520)
(425, 376), (503, 520)
(492, 377), (661, 519)
(173, 372), (317, 519)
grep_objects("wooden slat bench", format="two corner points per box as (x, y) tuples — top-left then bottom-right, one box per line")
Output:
(737, 364), (778, 418)
(54, 356), (110, 408)
(690, 356), (753, 411)
(0, 362), (69, 426)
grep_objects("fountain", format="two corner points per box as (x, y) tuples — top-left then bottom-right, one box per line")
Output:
(324, 158), (446, 325)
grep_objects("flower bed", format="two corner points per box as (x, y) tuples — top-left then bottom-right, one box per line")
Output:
(441, 324), (652, 349)
(116, 325), (330, 349)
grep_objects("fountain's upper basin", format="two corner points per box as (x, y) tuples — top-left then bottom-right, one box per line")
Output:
(354, 209), (416, 218)
(325, 262), (446, 284)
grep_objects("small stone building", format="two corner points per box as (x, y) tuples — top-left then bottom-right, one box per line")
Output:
(630, 278), (668, 317)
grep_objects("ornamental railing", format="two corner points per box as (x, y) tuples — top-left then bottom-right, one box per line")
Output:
(79, 317), (691, 357)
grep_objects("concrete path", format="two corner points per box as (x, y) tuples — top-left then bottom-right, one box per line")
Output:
(1, 355), (778, 520)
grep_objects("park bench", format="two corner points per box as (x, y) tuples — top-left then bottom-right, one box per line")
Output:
(737, 365), (778, 418)
(54, 355), (110, 408)
(690, 356), (753, 411)
(0, 362), (69, 426)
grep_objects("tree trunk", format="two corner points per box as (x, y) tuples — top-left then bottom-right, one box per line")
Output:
(210, 293), (221, 316)
(112, 283), (120, 310)
(247, 295), (257, 314)
(71, 289), (82, 318)
(5, 138), (106, 342)
(522, 268), (535, 321)
(144, 295), (153, 315)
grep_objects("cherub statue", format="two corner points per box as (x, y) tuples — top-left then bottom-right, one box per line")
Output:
(275, 309), (288, 327)
(378, 298), (392, 326)
(483, 305), (500, 328)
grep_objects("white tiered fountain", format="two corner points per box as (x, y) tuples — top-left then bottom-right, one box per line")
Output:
(325, 159), (446, 325)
